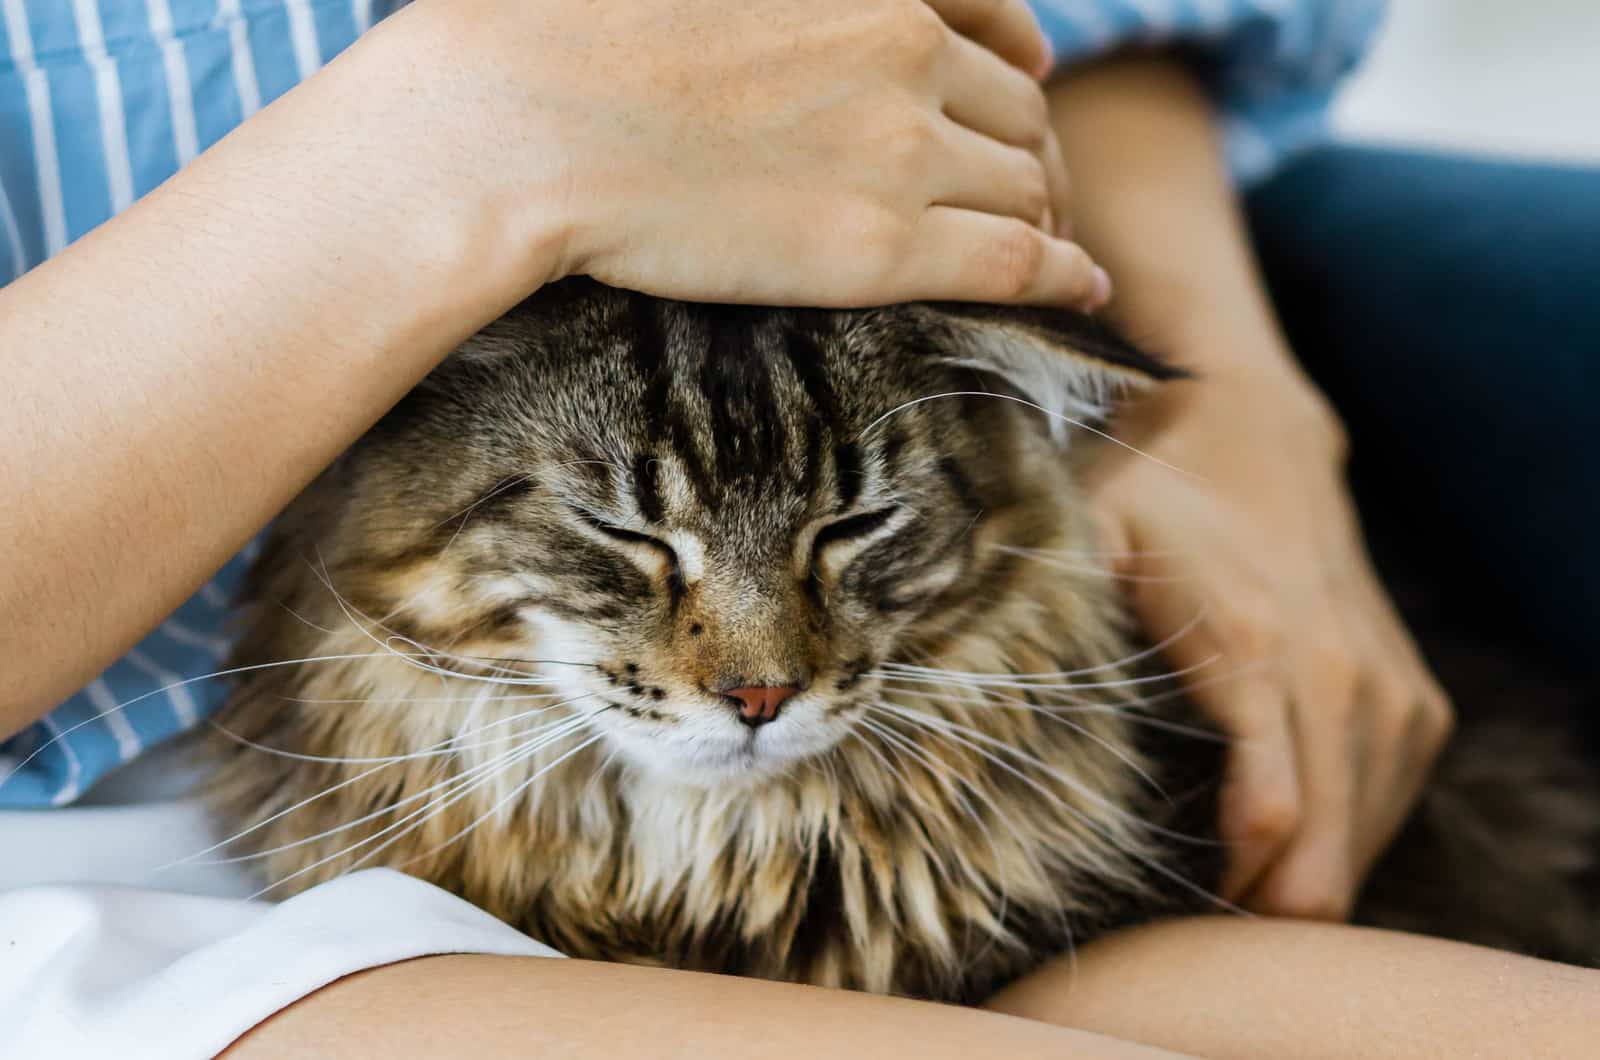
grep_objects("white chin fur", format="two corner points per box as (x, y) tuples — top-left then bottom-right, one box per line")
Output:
(596, 705), (849, 789)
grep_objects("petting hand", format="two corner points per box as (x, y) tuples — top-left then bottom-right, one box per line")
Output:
(1085, 374), (1455, 919)
(384, 0), (1099, 310)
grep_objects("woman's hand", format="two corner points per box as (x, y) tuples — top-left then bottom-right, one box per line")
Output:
(1043, 55), (1452, 917)
(387, 0), (1102, 310)
(1085, 374), (1455, 917)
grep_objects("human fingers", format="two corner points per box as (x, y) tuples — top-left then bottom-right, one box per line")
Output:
(931, 120), (1050, 225)
(1245, 624), (1365, 920)
(898, 206), (1108, 307)
(1113, 524), (1302, 905)
(927, 0), (1054, 79)
(938, 30), (1051, 149)
(1348, 578), (1455, 881)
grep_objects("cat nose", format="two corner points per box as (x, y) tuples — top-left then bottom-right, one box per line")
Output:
(722, 685), (800, 727)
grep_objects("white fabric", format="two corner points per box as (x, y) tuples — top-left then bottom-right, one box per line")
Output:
(0, 871), (560, 1059)
(1, 752), (562, 1059)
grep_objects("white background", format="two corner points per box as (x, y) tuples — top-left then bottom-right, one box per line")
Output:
(1336, 0), (1600, 163)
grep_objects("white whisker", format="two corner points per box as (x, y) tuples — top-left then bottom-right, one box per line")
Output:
(193, 734), (544, 868)
(867, 704), (1237, 916)
(0, 651), (456, 792)
(870, 653), (1220, 695)
(880, 604), (1211, 682)
(991, 543), (1194, 584)
(867, 701), (1199, 848)
(247, 710), (603, 898)
(858, 391), (1196, 480)
(162, 692), (601, 869)
(378, 730), (610, 873)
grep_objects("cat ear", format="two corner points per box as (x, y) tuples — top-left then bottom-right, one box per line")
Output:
(922, 304), (1184, 447)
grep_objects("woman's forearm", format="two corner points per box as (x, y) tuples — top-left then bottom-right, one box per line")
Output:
(990, 917), (1600, 1059)
(0, 24), (536, 733)
(222, 956), (1194, 1059)
(0, 6), (586, 726)
(1046, 55), (1313, 396)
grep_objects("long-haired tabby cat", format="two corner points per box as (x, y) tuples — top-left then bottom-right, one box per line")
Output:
(209, 278), (1600, 1002)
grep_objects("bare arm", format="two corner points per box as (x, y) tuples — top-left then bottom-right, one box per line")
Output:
(0, 17), (521, 733)
(221, 956), (1195, 1059)
(1047, 55), (1453, 918)
(990, 917), (1600, 1059)
(0, 0), (1108, 737)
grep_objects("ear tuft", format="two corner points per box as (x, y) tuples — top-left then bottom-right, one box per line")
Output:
(921, 303), (1184, 446)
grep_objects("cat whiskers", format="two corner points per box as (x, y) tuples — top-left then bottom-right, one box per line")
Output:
(868, 700), (1194, 848)
(247, 707), (609, 899)
(876, 656), (1270, 747)
(166, 691), (604, 871)
(883, 603), (1213, 682)
(854, 715), (1048, 972)
(196, 718), (570, 871)
(0, 649), (509, 794)
(280, 690), (572, 706)
(863, 701), (1241, 915)
(857, 390), (1198, 481)
(384, 726), (610, 875)
(207, 693), (589, 766)
(990, 543), (1196, 584)
(869, 653), (1219, 694)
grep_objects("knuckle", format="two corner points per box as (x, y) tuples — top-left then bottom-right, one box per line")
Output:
(1240, 787), (1301, 844)
(1418, 690), (1457, 748)
(1014, 153), (1050, 217)
(851, 205), (911, 276)
(1370, 675), (1416, 718)
(884, 112), (939, 169)
(889, 2), (947, 63)
(985, 220), (1045, 298)
(1016, 89), (1050, 148)
(1216, 594), (1281, 662)
(1303, 638), (1361, 702)
(830, 199), (902, 271)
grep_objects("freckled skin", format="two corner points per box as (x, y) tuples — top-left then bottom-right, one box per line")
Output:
(207, 280), (1600, 1002)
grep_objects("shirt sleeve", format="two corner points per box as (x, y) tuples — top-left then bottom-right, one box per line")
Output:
(1028, 0), (1388, 185)
(0, 869), (563, 1060)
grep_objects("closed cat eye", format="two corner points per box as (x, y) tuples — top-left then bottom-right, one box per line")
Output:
(572, 507), (679, 563)
(811, 507), (897, 557)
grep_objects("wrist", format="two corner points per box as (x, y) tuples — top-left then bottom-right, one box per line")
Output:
(324, 5), (574, 340)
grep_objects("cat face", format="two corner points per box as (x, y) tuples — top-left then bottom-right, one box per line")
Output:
(314, 281), (1167, 786)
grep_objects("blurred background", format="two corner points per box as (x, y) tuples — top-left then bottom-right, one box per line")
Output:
(1336, 0), (1600, 163)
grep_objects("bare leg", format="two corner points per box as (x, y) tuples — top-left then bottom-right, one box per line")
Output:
(223, 955), (1192, 1059)
(988, 917), (1600, 1059)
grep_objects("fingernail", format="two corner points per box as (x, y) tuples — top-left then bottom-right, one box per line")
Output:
(1089, 265), (1113, 308)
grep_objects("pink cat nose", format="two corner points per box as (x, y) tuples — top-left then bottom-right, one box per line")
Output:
(724, 685), (799, 727)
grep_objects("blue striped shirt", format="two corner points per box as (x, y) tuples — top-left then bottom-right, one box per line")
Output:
(0, 0), (1384, 806)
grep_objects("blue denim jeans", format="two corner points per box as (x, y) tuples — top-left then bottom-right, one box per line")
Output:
(1246, 146), (1600, 674)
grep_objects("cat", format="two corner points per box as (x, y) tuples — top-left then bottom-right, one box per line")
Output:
(207, 278), (1600, 1003)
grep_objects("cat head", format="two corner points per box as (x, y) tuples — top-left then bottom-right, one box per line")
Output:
(279, 279), (1174, 786)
